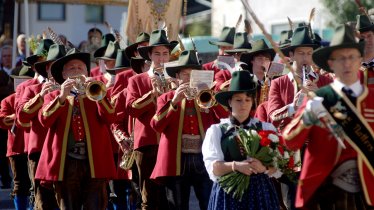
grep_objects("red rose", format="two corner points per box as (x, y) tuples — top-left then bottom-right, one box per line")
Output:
(277, 145), (284, 155)
(288, 156), (294, 169)
(260, 137), (271, 147)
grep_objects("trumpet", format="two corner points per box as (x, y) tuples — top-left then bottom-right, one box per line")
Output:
(184, 86), (216, 109)
(69, 75), (107, 101)
(47, 78), (61, 91)
(153, 65), (177, 94)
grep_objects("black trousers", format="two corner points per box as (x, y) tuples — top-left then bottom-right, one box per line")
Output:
(0, 128), (11, 188)
(164, 153), (212, 210)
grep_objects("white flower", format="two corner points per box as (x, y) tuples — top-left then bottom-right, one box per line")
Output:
(250, 130), (258, 136)
(284, 151), (290, 159)
(268, 134), (279, 143)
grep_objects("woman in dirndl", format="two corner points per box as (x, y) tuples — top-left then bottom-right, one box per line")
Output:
(202, 70), (280, 210)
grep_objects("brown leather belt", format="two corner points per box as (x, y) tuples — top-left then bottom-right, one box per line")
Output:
(181, 134), (202, 154)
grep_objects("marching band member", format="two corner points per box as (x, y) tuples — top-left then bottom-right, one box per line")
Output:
(267, 26), (332, 130)
(214, 32), (252, 91)
(356, 14), (374, 87)
(90, 33), (116, 77)
(150, 50), (228, 209)
(0, 93), (31, 209)
(36, 49), (116, 210)
(283, 24), (374, 210)
(126, 29), (177, 209)
(17, 44), (66, 209)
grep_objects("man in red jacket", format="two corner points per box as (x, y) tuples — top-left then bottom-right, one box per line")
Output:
(126, 29), (177, 210)
(267, 26), (332, 130)
(36, 49), (116, 210)
(150, 50), (227, 209)
(283, 24), (374, 210)
(17, 44), (66, 209)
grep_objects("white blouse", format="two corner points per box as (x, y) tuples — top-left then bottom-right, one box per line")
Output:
(202, 118), (278, 182)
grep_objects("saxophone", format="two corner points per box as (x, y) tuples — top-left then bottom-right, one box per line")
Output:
(258, 77), (270, 105)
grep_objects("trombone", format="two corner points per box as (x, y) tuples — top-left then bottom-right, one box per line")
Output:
(69, 75), (107, 101)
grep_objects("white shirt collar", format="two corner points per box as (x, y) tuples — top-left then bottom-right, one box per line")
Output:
(333, 79), (363, 97)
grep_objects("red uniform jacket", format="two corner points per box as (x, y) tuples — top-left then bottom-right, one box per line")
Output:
(267, 72), (332, 129)
(150, 91), (228, 179)
(254, 101), (269, 122)
(126, 70), (159, 149)
(90, 66), (102, 77)
(17, 83), (48, 154)
(35, 91), (116, 181)
(111, 69), (136, 97)
(0, 93), (26, 156)
(111, 89), (132, 180)
(214, 70), (231, 91)
(202, 60), (221, 76)
(283, 84), (374, 208)
(359, 68), (374, 89)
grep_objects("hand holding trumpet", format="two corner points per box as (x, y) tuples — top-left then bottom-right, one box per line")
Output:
(171, 83), (190, 107)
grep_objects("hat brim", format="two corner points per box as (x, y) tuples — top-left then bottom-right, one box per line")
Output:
(26, 55), (42, 66)
(215, 89), (257, 107)
(208, 41), (233, 47)
(165, 64), (202, 78)
(312, 42), (365, 72)
(106, 66), (131, 75)
(51, 53), (91, 84)
(138, 42), (178, 61)
(10, 75), (33, 79)
(225, 49), (251, 55)
(281, 44), (319, 57)
(93, 46), (107, 58)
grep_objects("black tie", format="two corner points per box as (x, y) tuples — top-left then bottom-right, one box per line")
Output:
(342, 87), (356, 105)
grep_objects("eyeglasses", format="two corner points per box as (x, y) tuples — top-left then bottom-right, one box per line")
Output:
(329, 55), (362, 63)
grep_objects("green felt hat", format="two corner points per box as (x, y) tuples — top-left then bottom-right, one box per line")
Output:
(97, 41), (120, 60)
(312, 24), (365, 72)
(356, 14), (374, 33)
(137, 29), (178, 61)
(34, 44), (66, 78)
(215, 70), (257, 107)
(51, 48), (91, 84)
(225, 32), (252, 54)
(106, 49), (131, 75)
(209, 27), (235, 46)
(10, 65), (35, 79)
(125, 32), (150, 59)
(279, 30), (293, 49)
(93, 33), (116, 58)
(24, 39), (54, 66)
(165, 50), (201, 78)
(281, 26), (320, 56)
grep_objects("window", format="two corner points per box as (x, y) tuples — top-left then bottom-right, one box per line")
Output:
(38, 3), (65, 21)
(85, 5), (104, 23)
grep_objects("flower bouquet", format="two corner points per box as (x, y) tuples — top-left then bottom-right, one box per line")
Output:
(218, 127), (299, 201)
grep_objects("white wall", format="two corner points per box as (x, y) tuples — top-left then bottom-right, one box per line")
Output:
(19, 3), (127, 46)
(212, 0), (332, 39)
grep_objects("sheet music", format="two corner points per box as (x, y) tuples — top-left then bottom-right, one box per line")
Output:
(217, 55), (235, 69)
(190, 70), (214, 91)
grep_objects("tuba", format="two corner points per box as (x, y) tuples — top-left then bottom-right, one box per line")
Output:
(70, 75), (107, 101)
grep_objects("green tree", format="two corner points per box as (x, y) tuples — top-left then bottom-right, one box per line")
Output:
(320, 0), (373, 26)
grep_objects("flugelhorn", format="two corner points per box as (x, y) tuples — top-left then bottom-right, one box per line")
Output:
(69, 75), (107, 101)
(153, 64), (176, 94)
